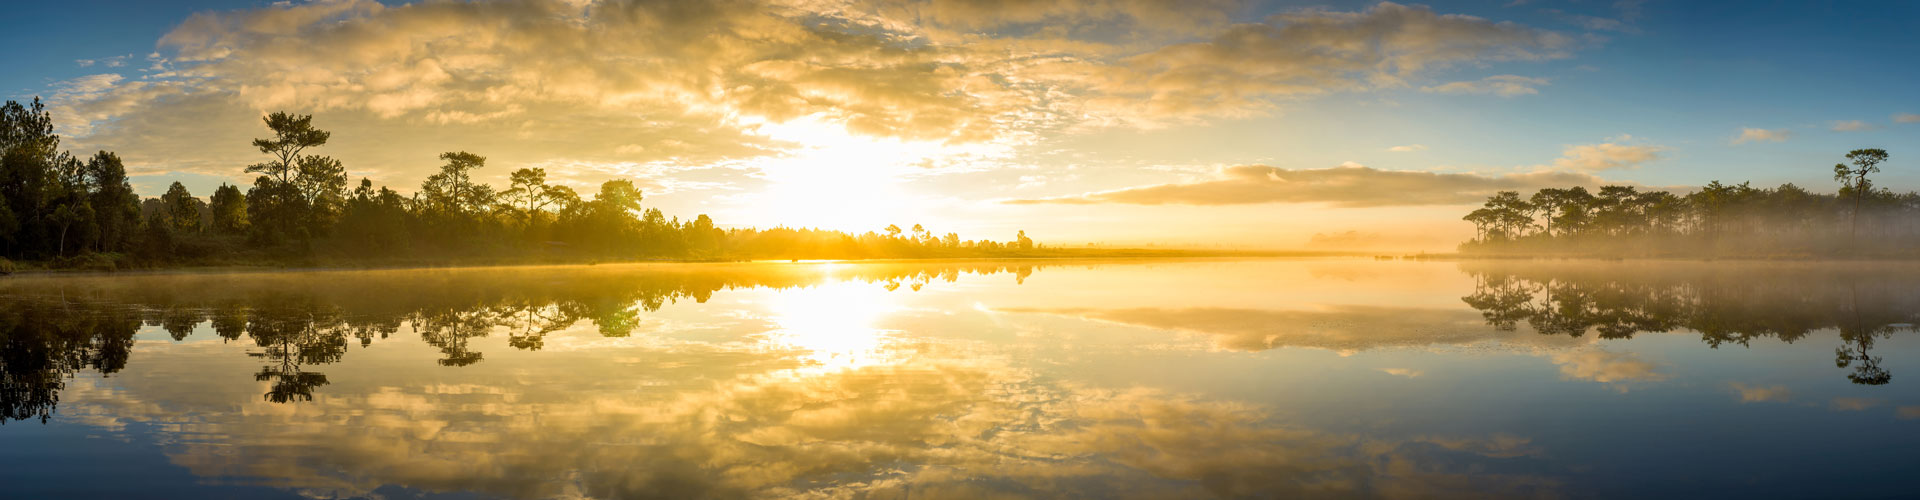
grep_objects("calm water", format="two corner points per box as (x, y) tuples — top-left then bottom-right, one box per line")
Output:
(1, 259), (1916, 499)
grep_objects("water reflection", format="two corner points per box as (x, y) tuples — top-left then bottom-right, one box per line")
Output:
(2, 259), (1918, 498)
(0, 262), (1039, 419)
(1459, 261), (1919, 385)
(0, 298), (137, 423)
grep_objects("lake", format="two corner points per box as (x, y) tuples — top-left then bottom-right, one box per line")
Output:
(1, 259), (1915, 499)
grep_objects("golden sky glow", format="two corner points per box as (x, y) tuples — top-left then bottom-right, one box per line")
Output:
(19, 0), (1920, 249)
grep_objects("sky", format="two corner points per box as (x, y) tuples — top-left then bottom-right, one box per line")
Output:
(4, 0), (1918, 250)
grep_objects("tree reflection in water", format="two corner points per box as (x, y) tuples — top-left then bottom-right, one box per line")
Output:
(1460, 262), (1918, 385)
(0, 262), (1039, 422)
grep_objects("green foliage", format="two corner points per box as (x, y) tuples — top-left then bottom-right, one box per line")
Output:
(1462, 149), (1914, 257)
(245, 112), (338, 245)
(421, 151), (493, 217)
(209, 183), (248, 234)
(162, 182), (203, 232)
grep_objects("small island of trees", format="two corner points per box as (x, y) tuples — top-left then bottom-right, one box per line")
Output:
(1460, 149), (1918, 258)
(0, 99), (1071, 272)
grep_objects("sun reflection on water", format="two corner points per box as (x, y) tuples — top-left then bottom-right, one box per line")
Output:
(762, 278), (904, 372)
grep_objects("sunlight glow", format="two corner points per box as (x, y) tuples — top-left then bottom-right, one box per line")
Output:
(762, 279), (903, 372)
(737, 114), (989, 232)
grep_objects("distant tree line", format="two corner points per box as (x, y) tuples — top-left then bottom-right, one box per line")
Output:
(1460, 149), (1916, 257)
(0, 99), (1044, 270)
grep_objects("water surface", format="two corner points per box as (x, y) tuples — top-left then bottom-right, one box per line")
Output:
(1, 259), (1916, 499)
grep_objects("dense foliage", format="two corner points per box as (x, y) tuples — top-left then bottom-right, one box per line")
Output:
(1460, 149), (1916, 257)
(0, 101), (1044, 270)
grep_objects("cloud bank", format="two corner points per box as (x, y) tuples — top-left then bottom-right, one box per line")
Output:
(40, 0), (1582, 188)
(1006, 164), (1612, 207)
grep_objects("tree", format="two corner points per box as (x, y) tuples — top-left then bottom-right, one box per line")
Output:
(501, 167), (565, 220)
(0, 99), (63, 257)
(245, 112), (336, 245)
(83, 151), (139, 252)
(421, 151), (493, 216)
(247, 112), (331, 186)
(296, 155), (347, 229)
(162, 182), (202, 232)
(1835, 148), (1889, 242)
(595, 179), (643, 214)
(1529, 188), (1568, 237)
(337, 178), (411, 254)
(1479, 191), (1535, 240)
(1593, 185), (1644, 236)
(209, 183), (248, 234)
(50, 202), (88, 256)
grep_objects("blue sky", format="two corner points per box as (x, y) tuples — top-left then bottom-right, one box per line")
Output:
(5, 0), (1918, 248)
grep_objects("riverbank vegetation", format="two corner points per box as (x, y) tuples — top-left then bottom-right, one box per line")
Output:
(0, 100), (1087, 271)
(1459, 149), (1915, 258)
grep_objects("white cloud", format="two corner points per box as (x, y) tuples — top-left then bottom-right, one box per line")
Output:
(1420, 75), (1550, 97)
(1550, 141), (1664, 171)
(1732, 127), (1790, 144)
(1388, 144), (1428, 152)
(1894, 113), (1920, 124)
(1831, 120), (1871, 132)
(75, 54), (132, 68)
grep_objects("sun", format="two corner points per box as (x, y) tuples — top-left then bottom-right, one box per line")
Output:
(737, 115), (948, 232)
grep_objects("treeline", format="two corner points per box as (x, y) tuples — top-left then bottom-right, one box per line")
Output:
(1460, 149), (1917, 257)
(0, 99), (1044, 271)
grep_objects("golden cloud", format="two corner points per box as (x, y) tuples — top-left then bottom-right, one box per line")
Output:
(45, 0), (1580, 187)
(60, 343), (1563, 499)
(995, 305), (1585, 352)
(1549, 141), (1664, 171)
(1006, 164), (1612, 207)
(1549, 349), (1667, 384)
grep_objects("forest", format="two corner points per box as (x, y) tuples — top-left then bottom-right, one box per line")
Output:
(1459, 149), (1918, 257)
(0, 99), (1058, 272)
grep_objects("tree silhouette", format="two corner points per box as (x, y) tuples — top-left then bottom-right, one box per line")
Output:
(422, 151), (493, 217)
(2, 104), (1048, 266)
(245, 112), (337, 245)
(1462, 153), (1916, 258)
(208, 183), (248, 234)
(1835, 148), (1889, 244)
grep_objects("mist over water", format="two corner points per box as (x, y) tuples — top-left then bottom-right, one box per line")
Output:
(2, 259), (1917, 499)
